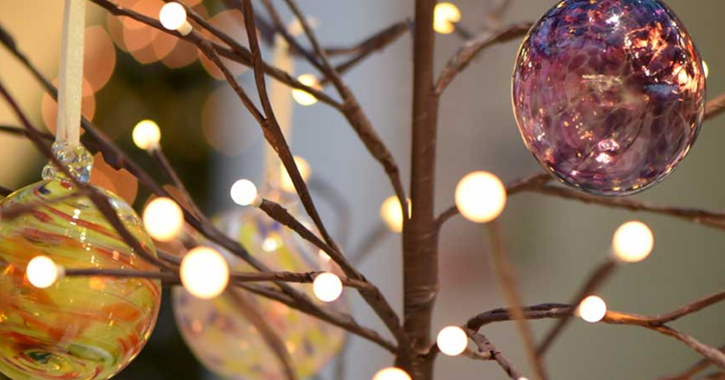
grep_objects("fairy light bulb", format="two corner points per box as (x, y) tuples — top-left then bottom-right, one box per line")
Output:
(578, 296), (607, 323)
(280, 156), (311, 193)
(132, 120), (161, 150)
(313, 272), (343, 303)
(704, 61), (710, 79)
(143, 197), (184, 242)
(455, 171), (507, 223)
(436, 326), (468, 356)
(292, 74), (320, 106)
(159, 2), (192, 35)
(372, 367), (412, 380)
(380, 196), (407, 233)
(181, 246), (230, 299)
(26, 256), (62, 289)
(434, 2), (461, 34)
(612, 221), (654, 263)
(230, 179), (259, 206)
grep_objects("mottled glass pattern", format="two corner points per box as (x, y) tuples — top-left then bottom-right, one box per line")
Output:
(173, 209), (347, 380)
(513, 0), (705, 195)
(0, 180), (161, 380)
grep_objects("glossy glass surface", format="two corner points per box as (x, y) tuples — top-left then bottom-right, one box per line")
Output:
(0, 180), (161, 380)
(173, 208), (347, 380)
(513, 0), (705, 195)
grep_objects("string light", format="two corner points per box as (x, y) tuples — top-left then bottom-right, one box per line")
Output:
(26, 256), (62, 289)
(230, 179), (259, 206)
(313, 272), (343, 303)
(292, 74), (320, 106)
(436, 326), (468, 356)
(280, 156), (311, 193)
(132, 120), (161, 150)
(180, 246), (230, 299)
(455, 171), (507, 223)
(143, 197), (184, 242)
(578, 295), (607, 323)
(380, 196), (409, 233)
(372, 367), (412, 380)
(612, 221), (654, 263)
(159, 2), (193, 36)
(262, 236), (280, 252)
(434, 2), (462, 34)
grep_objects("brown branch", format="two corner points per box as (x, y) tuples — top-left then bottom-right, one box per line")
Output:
(537, 259), (618, 355)
(225, 290), (298, 380)
(466, 302), (725, 370)
(436, 172), (551, 228)
(655, 345), (725, 380)
(529, 184), (725, 231)
(434, 22), (533, 94)
(486, 221), (548, 380)
(468, 330), (526, 380)
(705, 92), (725, 121)
(240, 283), (397, 353)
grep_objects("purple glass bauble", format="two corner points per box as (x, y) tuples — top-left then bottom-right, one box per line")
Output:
(513, 0), (705, 196)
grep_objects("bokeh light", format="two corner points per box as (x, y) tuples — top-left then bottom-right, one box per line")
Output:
(312, 272), (343, 303)
(280, 156), (311, 193)
(578, 296), (607, 323)
(143, 197), (184, 242)
(613, 221), (654, 263)
(380, 196), (408, 233)
(292, 74), (321, 106)
(436, 326), (468, 356)
(181, 246), (230, 299)
(372, 368), (412, 380)
(434, 2), (461, 34)
(27, 256), (61, 289)
(199, 10), (250, 79)
(455, 171), (507, 223)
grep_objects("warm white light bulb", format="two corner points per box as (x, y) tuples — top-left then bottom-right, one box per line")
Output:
(280, 156), (311, 193)
(181, 246), (230, 299)
(455, 171), (507, 223)
(292, 74), (320, 106)
(612, 221), (654, 263)
(372, 367), (412, 380)
(436, 326), (468, 356)
(703, 61), (710, 79)
(230, 179), (258, 206)
(380, 196), (408, 233)
(313, 272), (343, 303)
(159, 3), (189, 32)
(143, 197), (184, 242)
(434, 2), (462, 34)
(132, 120), (161, 150)
(26, 256), (62, 289)
(578, 295), (607, 323)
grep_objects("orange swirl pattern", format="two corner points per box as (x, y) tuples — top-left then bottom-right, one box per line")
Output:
(0, 180), (161, 380)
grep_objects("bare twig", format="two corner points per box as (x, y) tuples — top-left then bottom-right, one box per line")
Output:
(486, 220), (548, 380)
(537, 259), (618, 355)
(468, 330), (526, 380)
(655, 346), (725, 380)
(435, 22), (533, 94)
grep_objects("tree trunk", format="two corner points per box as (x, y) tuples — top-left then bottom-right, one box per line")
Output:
(398, 0), (441, 379)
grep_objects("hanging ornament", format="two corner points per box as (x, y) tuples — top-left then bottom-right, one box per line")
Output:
(173, 30), (347, 380)
(0, 149), (162, 380)
(512, 0), (705, 196)
(172, 207), (348, 380)
(0, 1), (161, 379)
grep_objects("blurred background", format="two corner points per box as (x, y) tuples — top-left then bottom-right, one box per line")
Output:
(0, 1), (724, 379)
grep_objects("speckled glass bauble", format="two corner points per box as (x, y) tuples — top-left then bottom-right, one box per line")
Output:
(172, 207), (347, 380)
(513, 0), (705, 196)
(0, 143), (161, 380)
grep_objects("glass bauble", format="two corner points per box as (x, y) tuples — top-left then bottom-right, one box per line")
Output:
(513, 0), (705, 195)
(0, 144), (161, 380)
(173, 207), (347, 380)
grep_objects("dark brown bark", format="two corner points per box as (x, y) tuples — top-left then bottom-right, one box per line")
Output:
(398, 0), (440, 378)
